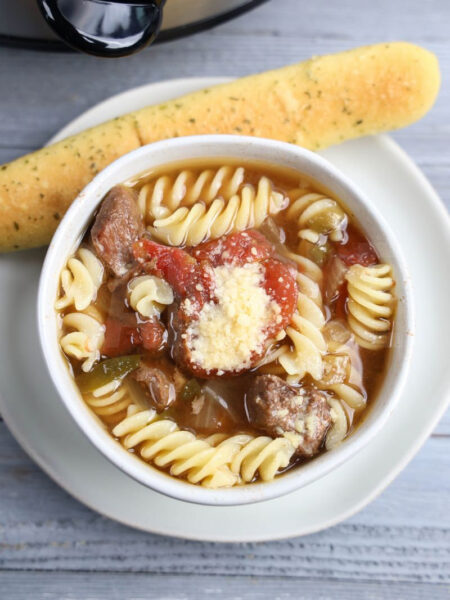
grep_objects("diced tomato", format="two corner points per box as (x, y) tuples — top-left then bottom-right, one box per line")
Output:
(102, 318), (141, 357)
(262, 258), (298, 332)
(139, 319), (167, 353)
(191, 230), (274, 267)
(133, 238), (214, 309)
(102, 316), (168, 358)
(336, 226), (378, 267)
(134, 239), (197, 296)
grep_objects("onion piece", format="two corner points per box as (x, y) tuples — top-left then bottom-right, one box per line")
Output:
(324, 256), (348, 303)
(187, 380), (244, 433)
(259, 218), (297, 269)
(323, 319), (352, 347)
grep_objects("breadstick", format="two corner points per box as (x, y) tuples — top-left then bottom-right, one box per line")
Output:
(0, 42), (440, 252)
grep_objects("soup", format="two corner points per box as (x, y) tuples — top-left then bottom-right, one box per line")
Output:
(55, 158), (396, 488)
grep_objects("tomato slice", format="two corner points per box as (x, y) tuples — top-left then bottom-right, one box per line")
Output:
(191, 230), (274, 267)
(193, 231), (297, 332)
(262, 258), (298, 333)
(336, 226), (378, 267)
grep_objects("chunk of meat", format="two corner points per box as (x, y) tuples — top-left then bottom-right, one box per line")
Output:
(131, 363), (176, 412)
(139, 319), (167, 353)
(245, 375), (331, 457)
(91, 185), (144, 277)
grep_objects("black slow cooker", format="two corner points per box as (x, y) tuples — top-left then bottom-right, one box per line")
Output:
(0, 0), (268, 57)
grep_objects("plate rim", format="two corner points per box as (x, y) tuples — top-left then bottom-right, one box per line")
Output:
(1, 77), (449, 542)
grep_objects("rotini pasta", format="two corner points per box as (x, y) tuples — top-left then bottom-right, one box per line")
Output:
(60, 310), (105, 372)
(128, 275), (174, 318)
(139, 166), (246, 220)
(316, 338), (365, 451)
(113, 405), (240, 488)
(148, 177), (287, 246)
(326, 380), (365, 411)
(55, 247), (104, 311)
(346, 264), (395, 350)
(278, 252), (326, 382)
(112, 405), (296, 488)
(287, 191), (348, 244)
(84, 380), (132, 420)
(325, 397), (349, 450)
(320, 341), (366, 410)
(229, 435), (296, 482)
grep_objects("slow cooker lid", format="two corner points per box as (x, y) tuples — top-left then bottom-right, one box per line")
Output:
(0, 0), (268, 48)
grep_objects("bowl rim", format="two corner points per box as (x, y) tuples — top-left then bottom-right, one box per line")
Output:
(37, 134), (414, 506)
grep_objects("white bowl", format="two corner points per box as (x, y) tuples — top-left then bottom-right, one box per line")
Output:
(38, 135), (414, 506)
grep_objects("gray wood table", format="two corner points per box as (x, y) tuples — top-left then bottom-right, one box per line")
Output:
(0, 1), (449, 598)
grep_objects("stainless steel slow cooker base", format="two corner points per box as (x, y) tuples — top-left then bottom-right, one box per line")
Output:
(0, 0), (269, 51)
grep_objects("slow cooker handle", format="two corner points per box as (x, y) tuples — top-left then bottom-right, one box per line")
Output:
(37, 0), (166, 57)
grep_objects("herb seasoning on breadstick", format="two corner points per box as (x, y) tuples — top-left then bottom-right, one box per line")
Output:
(0, 42), (440, 252)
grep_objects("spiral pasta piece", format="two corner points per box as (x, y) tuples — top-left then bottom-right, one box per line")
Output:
(325, 397), (349, 450)
(55, 248), (104, 311)
(148, 177), (286, 246)
(113, 406), (239, 488)
(286, 251), (324, 299)
(204, 433), (295, 482)
(84, 380), (132, 420)
(278, 252), (326, 382)
(279, 311), (326, 382)
(346, 264), (395, 350)
(287, 191), (348, 244)
(229, 435), (296, 482)
(112, 405), (297, 487)
(128, 275), (174, 318)
(139, 166), (246, 221)
(320, 340), (366, 410)
(60, 310), (105, 372)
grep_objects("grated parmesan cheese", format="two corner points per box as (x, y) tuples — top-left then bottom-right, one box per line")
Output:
(186, 263), (278, 372)
(305, 413), (319, 437)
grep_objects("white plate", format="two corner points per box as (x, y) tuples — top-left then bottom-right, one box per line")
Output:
(1, 78), (449, 542)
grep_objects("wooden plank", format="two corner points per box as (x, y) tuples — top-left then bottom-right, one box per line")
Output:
(0, 423), (448, 582)
(0, 572), (449, 600)
(434, 408), (450, 436)
(223, 0), (450, 39)
(0, 0), (448, 149)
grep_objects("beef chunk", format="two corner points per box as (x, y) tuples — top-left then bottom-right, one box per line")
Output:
(91, 185), (143, 277)
(132, 364), (176, 412)
(139, 319), (168, 353)
(246, 374), (331, 457)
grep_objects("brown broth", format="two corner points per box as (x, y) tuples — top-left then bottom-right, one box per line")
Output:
(59, 158), (395, 483)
